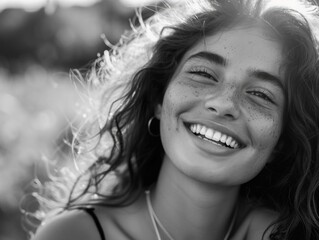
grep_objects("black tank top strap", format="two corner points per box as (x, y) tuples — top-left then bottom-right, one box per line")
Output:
(78, 207), (106, 240)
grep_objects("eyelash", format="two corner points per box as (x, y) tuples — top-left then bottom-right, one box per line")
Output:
(247, 90), (274, 104)
(188, 67), (217, 82)
(188, 67), (275, 104)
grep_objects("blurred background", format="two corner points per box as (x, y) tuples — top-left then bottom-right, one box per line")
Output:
(0, 0), (162, 239)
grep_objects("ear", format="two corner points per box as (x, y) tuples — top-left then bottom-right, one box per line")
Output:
(154, 104), (162, 119)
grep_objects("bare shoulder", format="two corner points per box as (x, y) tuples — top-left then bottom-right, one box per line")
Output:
(246, 208), (279, 240)
(32, 209), (102, 240)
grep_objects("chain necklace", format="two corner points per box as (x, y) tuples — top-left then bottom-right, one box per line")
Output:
(145, 190), (237, 240)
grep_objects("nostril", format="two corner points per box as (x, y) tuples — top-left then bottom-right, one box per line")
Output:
(207, 107), (217, 112)
(225, 113), (234, 118)
(225, 113), (234, 117)
(206, 106), (238, 120)
(204, 95), (240, 120)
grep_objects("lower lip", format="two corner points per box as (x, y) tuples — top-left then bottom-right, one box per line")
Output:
(183, 123), (241, 156)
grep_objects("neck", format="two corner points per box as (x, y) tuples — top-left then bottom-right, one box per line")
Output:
(151, 158), (239, 240)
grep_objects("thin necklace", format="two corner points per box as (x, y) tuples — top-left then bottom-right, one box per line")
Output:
(145, 190), (237, 240)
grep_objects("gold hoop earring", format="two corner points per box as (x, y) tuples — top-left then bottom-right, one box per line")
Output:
(147, 117), (160, 137)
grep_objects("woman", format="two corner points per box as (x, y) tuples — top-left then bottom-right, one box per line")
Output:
(31, 0), (319, 239)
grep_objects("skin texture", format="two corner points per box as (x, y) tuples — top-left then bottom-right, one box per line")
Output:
(156, 25), (285, 186)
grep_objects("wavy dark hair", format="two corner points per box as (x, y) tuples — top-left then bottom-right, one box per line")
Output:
(33, 0), (319, 239)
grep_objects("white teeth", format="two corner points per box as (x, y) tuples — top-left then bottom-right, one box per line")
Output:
(200, 126), (207, 135)
(220, 134), (227, 143)
(212, 131), (221, 142)
(189, 124), (240, 149)
(196, 124), (201, 134)
(226, 137), (232, 146)
(205, 129), (214, 139)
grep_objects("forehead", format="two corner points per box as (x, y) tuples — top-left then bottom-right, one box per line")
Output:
(183, 26), (284, 76)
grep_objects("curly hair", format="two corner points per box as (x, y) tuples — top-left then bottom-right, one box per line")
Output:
(30, 0), (319, 239)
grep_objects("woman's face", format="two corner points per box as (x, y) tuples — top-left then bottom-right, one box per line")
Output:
(156, 26), (285, 186)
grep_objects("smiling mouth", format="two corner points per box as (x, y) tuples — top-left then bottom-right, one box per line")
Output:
(186, 123), (244, 149)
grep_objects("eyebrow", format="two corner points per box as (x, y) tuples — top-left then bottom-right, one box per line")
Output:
(250, 70), (284, 92)
(187, 51), (227, 66)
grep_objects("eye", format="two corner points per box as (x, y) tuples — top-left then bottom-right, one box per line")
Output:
(247, 90), (274, 104)
(188, 67), (218, 82)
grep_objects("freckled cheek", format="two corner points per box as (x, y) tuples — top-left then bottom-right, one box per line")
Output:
(254, 121), (282, 151)
(163, 79), (202, 110)
(243, 101), (283, 149)
(160, 79), (202, 134)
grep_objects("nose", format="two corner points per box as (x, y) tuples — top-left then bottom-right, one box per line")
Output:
(204, 90), (240, 120)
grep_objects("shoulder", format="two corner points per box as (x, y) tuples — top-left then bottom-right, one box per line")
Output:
(245, 208), (279, 240)
(32, 209), (103, 240)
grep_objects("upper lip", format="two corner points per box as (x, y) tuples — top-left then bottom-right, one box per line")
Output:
(184, 120), (247, 148)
